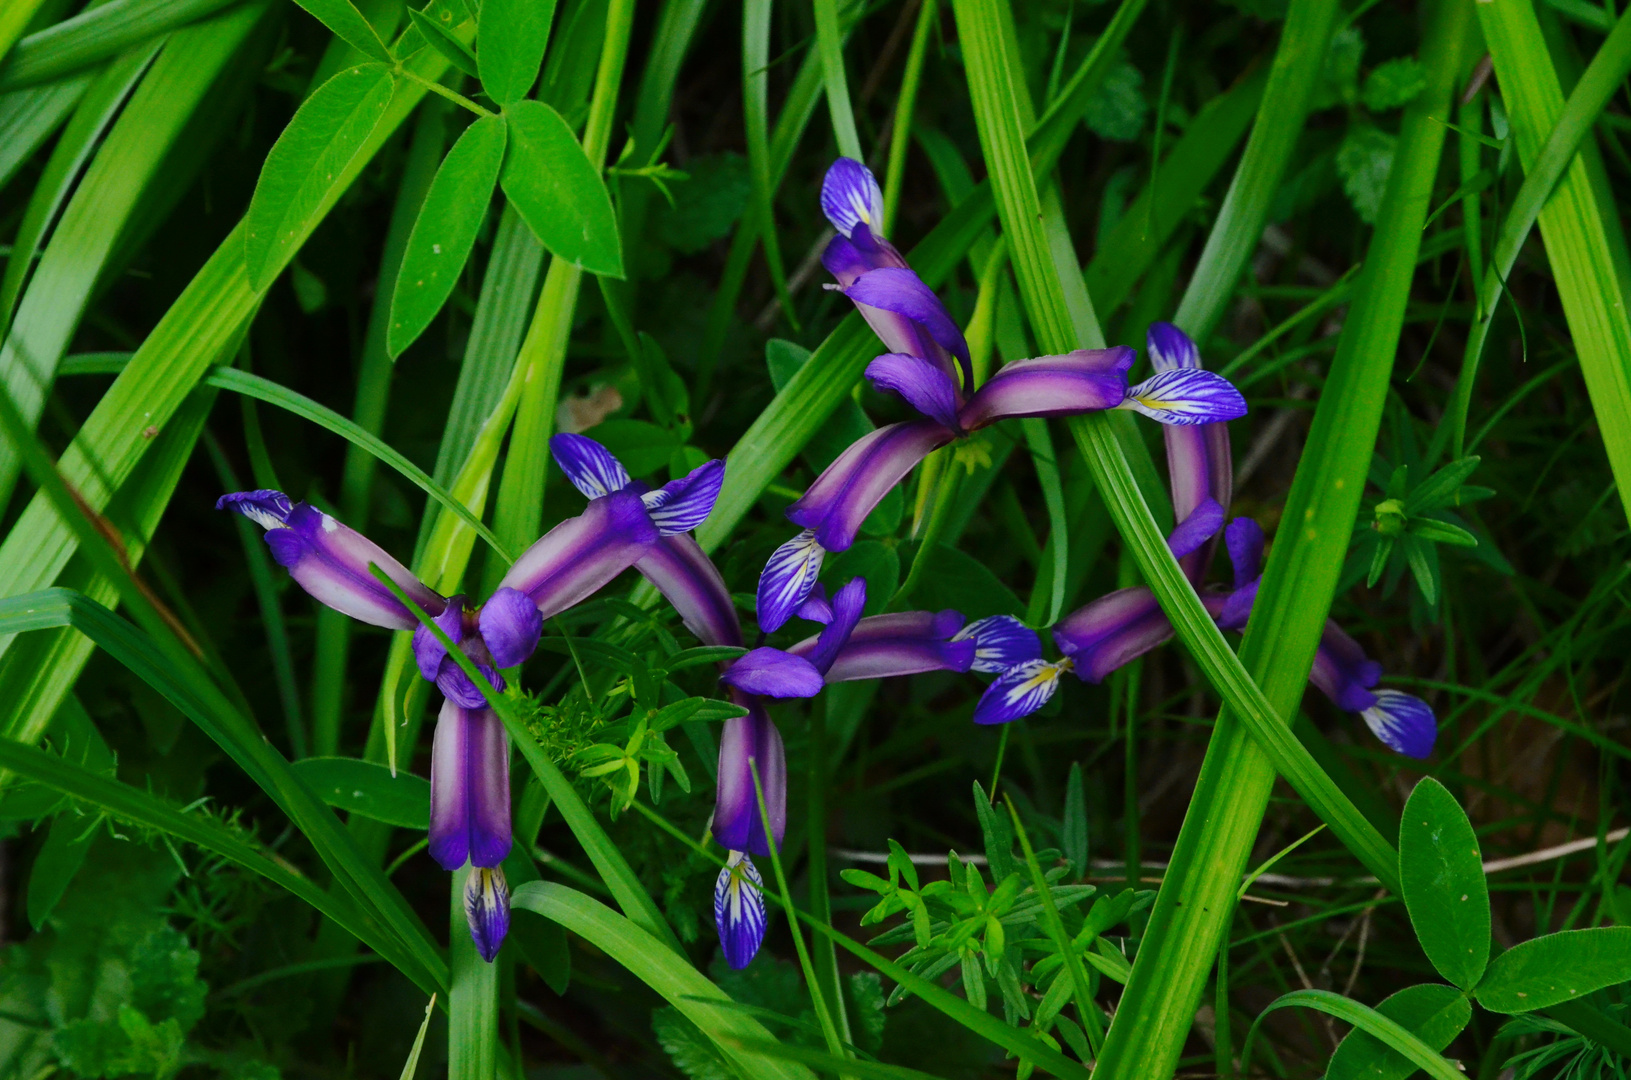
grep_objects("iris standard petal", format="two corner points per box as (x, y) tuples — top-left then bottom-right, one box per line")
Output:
(217, 489), (293, 530)
(844, 268), (972, 383)
(973, 659), (1072, 725)
(1167, 498), (1225, 561)
(550, 432), (632, 499)
(413, 597), (468, 681)
(641, 458), (726, 536)
(463, 865), (511, 963)
(636, 534), (744, 648)
(1309, 622), (1385, 714)
(785, 420), (953, 552)
(803, 576), (867, 675)
(1225, 517), (1265, 589)
(1052, 587), (1174, 683)
(821, 229), (909, 286)
(802, 609), (976, 681)
(1216, 577), (1258, 631)
(264, 503), (446, 631)
(713, 698), (786, 857)
(820, 157), (884, 238)
(714, 852), (768, 970)
(1118, 368), (1248, 426)
(498, 490), (660, 618)
(756, 530), (828, 634)
(434, 659), (505, 710)
(957, 348), (1134, 430)
(479, 587), (544, 668)
(720, 647), (826, 698)
(794, 583), (834, 625)
(1360, 690), (1436, 759)
(428, 701), (513, 871)
(865, 352), (963, 431)
(1147, 321), (1200, 372)
(953, 615), (1043, 673)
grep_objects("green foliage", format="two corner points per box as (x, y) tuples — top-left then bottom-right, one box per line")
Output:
(1399, 777), (1490, 990)
(1327, 984), (1472, 1080)
(1476, 930), (1631, 1014)
(1336, 123), (1396, 225)
(1362, 58), (1427, 111)
(498, 99), (624, 276)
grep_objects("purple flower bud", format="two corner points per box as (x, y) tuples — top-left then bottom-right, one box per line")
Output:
(464, 865), (511, 963)
(714, 851), (767, 970)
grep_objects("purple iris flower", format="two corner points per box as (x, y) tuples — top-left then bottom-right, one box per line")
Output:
(218, 433), (725, 959)
(965, 323), (1437, 759)
(754, 164), (1248, 634)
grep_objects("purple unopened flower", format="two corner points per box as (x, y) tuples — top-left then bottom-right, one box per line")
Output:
(714, 851), (768, 970)
(218, 433), (727, 959)
(755, 166), (1249, 632)
(1143, 323), (1236, 586)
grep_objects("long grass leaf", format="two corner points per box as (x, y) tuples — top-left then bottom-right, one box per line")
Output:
(0, 0), (244, 89)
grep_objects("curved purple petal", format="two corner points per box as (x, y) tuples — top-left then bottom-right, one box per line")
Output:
(479, 587), (544, 668)
(786, 420), (953, 552)
(550, 433), (632, 499)
(434, 658), (505, 709)
(795, 583), (834, 625)
(636, 533), (744, 648)
(954, 615), (1042, 674)
(973, 660), (1070, 725)
(1052, 587), (1174, 684)
(1147, 321), (1199, 372)
(428, 701), (512, 871)
(217, 489), (293, 530)
(845, 268), (971, 382)
(1309, 621), (1384, 714)
(464, 866), (510, 962)
(756, 530), (827, 635)
(799, 609), (976, 681)
(804, 576), (867, 675)
(714, 698), (785, 857)
(413, 597), (469, 681)
(263, 503), (445, 631)
(821, 157), (884, 239)
(498, 490), (660, 618)
(721, 647), (825, 698)
(957, 348), (1134, 430)
(866, 353), (963, 431)
(1361, 690), (1436, 759)
(714, 852), (768, 970)
(1225, 517), (1265, 589)
(821, 226), (909, 287)
(1119, 368), (1248, 426)
(641, 458), (725, 536)
(1217, 577), (1258, 631)
(1167, 498), (1225, 560)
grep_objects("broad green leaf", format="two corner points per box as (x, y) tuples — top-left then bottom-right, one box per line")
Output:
(513, 882), (816, 1080)
(244, 63), (396, 289)
(477, 0), (557, 105)
(388, 113), (506, 357)
(407, 5), (477, 79)
(1327, 984), (1471, 1080)
(291, 757), (431, 829)
(912, 543), (1024, 620)
(584, 418), (683, 476)
(27, 812), (94, 928)
(498, 98), (623, 276)
(1475, 928), (1631, 1014)
(1361, 57), (1426, 111)
(290, 0), (393, 62)
(1400, 777), (1489, 990)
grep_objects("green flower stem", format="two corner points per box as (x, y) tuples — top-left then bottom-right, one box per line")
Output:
(449, 867), (499, 1080)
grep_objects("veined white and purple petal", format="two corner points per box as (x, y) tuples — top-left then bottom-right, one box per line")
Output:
(820, 157), (884, 239)
(498, 490), (660, 618)
(1052, 587), (1174, 684)
(1309, 622), (1385, 714)
(957, 348), (1134, 430)
(799, 609), (976, 682)
(756, 530), (827, 635)
(794, 583), (834, 626)
(257, 502), (446, 631)
(550, 432), (632, 499)
(1118, 368), (1248, 426)
(217, 489), (292, 530)
(785, 420), (952, 552)
(714, 698), (786, 857)
(479, 587), (544, 668)
(844, 268), (972, 387)
(973, 659), (1072, 725)
(714, 851), (768, 970)
(464, 865), (511, 963)
(636, 534), (744, 648)
(1167, 498), (1225, 560)
(428, 701), (512, 871)
(641, 458), (726, 536)
(720, 647), (825, 699)
(803, 576), (867, 675)
(1361, 690), (1436, 759)
(821, 228), (909, 287)
(866, 352), (963, 431)
(1225, 517), (1265, 589)
(1147, 321), (1200, 372)
(953, 615), (1042, 674)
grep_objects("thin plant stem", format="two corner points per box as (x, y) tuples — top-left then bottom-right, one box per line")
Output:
(881, 0), (936, 234)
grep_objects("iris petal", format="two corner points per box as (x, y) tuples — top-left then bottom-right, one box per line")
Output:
(1225, 517), (1265, 589)
(804, 577), (867, 675)
(217, 489), (293, 530)
(720, 647), (825, 698)
(785, 420), (952, 552)
(1052, 588), (1174, 684)
(796, 610), (976, 681)
(953, 615), (1042, 673)
(428, 702), (513, 872)
(1147, 321), (1200, 372)
(1361, 690), (1437, 759)
(756, 530), (827, 634)
(498, 490), (659, 618)
(641, 458), (726, 535)
(714, 852), (768, 970)
(957, 348), (1134, 429)
(261, 503), (445, 631)
(820, 157), (884, 238)
(1118, 368), (1248, 426)
(973, 659), (1071, 725)
(550, 432), (633, 499)
(844, 269), (972, 382)
(713, 700), (786, 857)
(865, 353), (963, 431)
(479, 587), (544, 668)
(463, 866), (511, 963)
(1167, 498), (1225, 560)
(636, 534), (744, 648)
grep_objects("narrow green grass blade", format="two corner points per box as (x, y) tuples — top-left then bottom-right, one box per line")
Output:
(742, 0), (796, 328)
(448, 868), (499, 1080)
(1170, 0), (1341, 341)
(0, 76), (93, 190)
(512, 882), (819, 1080)
(812, 0), (860, 161)
(1244, 990), (1465, 1080)
(0, 0), (243, 90)
(0, 0), (49, 69)
(881, 0), (935, 234)
(398, 995), (436, 1080)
